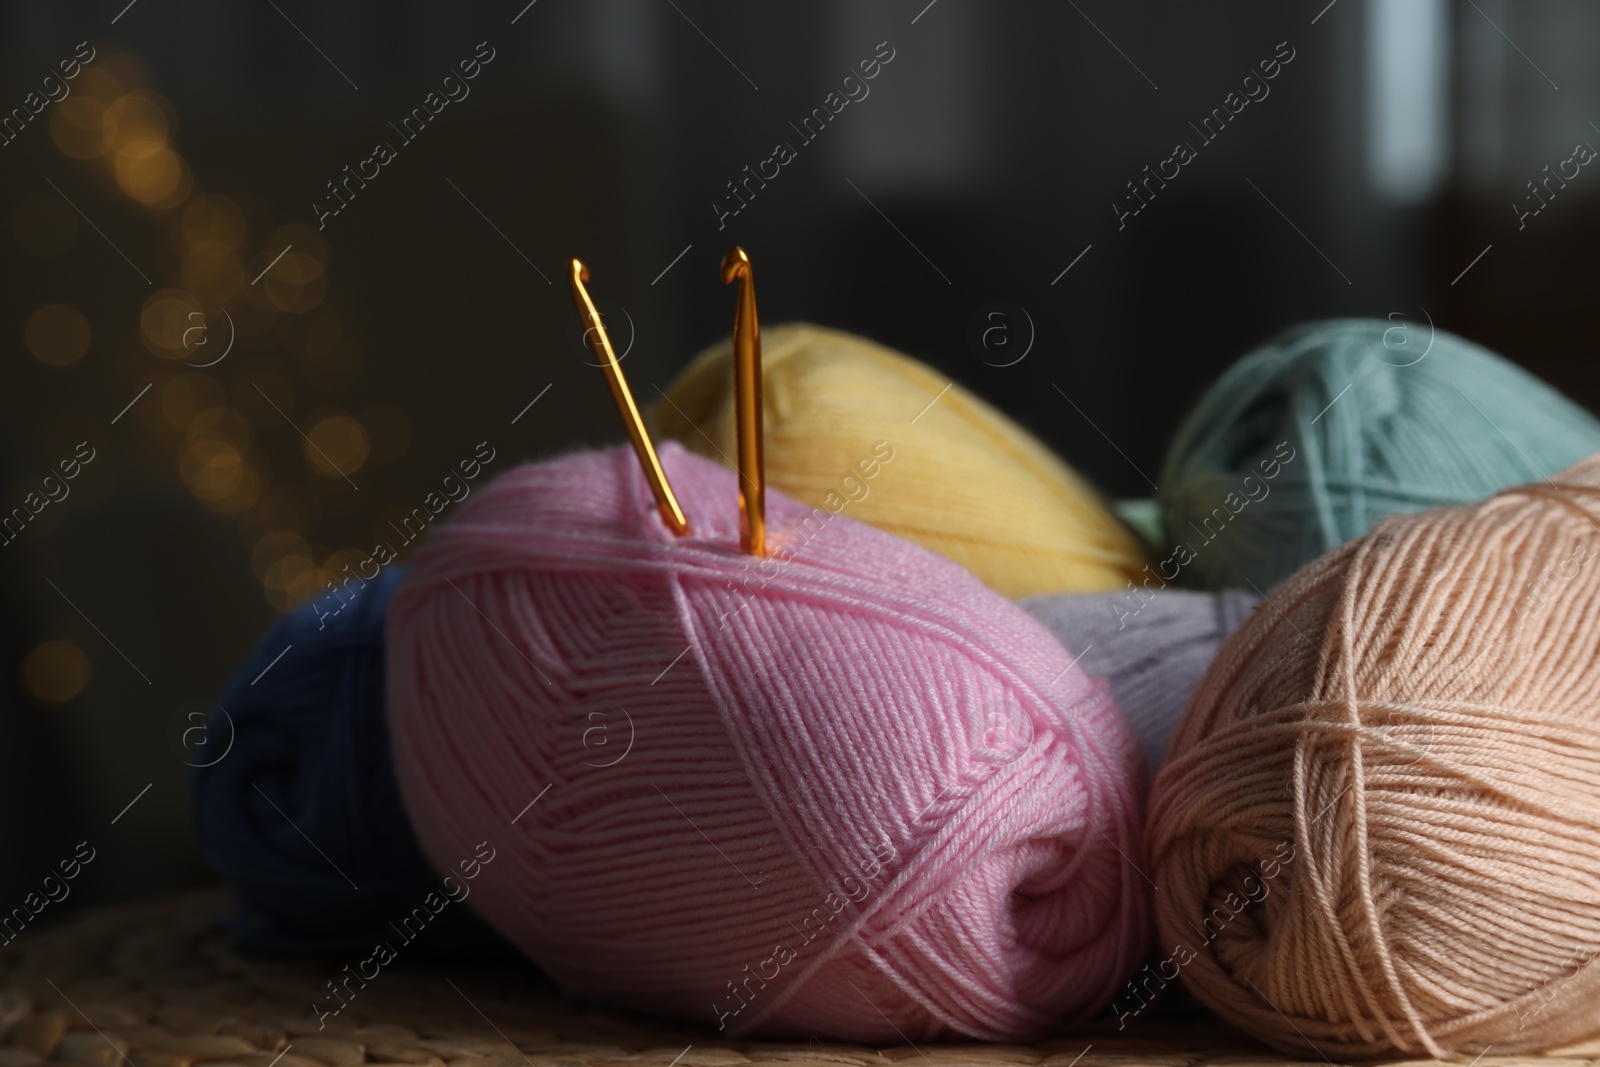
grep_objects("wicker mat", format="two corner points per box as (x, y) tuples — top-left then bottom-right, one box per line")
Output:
(2, 890), (1596, 1067)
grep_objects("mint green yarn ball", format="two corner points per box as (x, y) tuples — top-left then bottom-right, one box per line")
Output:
(1158, 319), (1600, 591)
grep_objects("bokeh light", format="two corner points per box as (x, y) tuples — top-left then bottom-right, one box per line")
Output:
(21, 641), (90, 705)
(114, 141), (190, 206)
(187, 405), (254, 452)
(179, 437), (244, 501)
(181, 196), (248, 250)
(267, 223), (332, 267)
(140, 289), (204, 360)
(25, 304), (92, 367)
(49, 96), (111, 159)
(76, 62), (128, 104)
(252, 530), (310, 579)
(262, 553), (327, 612)
(304, 413), (369, 478)
(32, 43), (381, 619)
(101, 91), (171, 149)
(180, 244), (245, 305)
(185, 406), (264, 515)
(202, 459), (267, 515)
(323, 547), (373, 585)
(258, 252), (327, 314)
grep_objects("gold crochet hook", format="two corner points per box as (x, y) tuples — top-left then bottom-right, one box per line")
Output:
(568, 258), (690, 537)
(722, 246), (764, 557)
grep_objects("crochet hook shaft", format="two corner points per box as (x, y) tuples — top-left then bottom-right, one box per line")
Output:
(722, 246), (765, 557)
(568, 257), (691, 537)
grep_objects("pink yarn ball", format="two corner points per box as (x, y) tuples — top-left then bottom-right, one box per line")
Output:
(386, 442), (1147, 1042)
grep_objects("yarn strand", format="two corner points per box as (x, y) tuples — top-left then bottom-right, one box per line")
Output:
(1151, 453), (1600, 1058)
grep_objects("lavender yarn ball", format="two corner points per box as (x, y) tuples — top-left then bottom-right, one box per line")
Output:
(1022, 589), (1259, 772)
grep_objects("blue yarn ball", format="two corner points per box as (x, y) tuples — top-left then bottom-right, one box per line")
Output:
(1158, 320), (1600, 591)
(193, 565), (508, 958)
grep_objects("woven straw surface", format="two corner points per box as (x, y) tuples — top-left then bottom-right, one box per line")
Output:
(2, 890), (1596, 1067)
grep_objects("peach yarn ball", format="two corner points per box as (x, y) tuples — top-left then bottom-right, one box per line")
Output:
(1149, 454), (1600, 1059)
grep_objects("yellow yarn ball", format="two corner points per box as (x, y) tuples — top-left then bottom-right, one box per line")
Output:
(652, 323), (1147, 599)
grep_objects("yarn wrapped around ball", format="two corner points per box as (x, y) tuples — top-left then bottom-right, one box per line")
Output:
(386, 441), (1149, 1042)
(1158, 319), (1600, 591)
(193, 565), (508, 958)
(1111, 499), (1163, 549)
(1021, 588), (1258, 774)
(652, 323), (1147, 599)
(1148, 453), (1600, 1059)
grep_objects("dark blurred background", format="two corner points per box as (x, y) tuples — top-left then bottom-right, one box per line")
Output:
(2, 0), (1597, 915)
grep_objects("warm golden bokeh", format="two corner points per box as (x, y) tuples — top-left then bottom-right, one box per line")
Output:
(75, 63), (127, 104)
(187, 405), (254, 452)
(180, 244), (246, 306)
(323, 547), (371, 584)
(115, 141), (190, 207)
(180, 437), (245, 501)
(304, 414), (369, 478)
(49, 96), (111, 159)
(202, 459), (266, 515)
(266, 222), (332, 267)
(101, 91), (171, 149)
(252, 529), (311, 580)
(249, 486), (312, 542)
(140, 289), (204, 360)
(258, 252), (327, 314)
(20, 641), (90, 705)
(46, 46), (375, 614)
(25, 304), (92, 366)
(261, 553), (327, 612)
(181, 196), (248, 250)
(183, 406), (264, 515)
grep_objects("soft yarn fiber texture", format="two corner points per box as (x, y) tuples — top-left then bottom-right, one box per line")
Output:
(652, 323), (1147, 600)
(1149, 453), (1600, 1059)
(386, 442), (1149, 1042)
(194, 566), (507, 957)
(1022, 589), (1259, 773)
(1112, 499), (1163, 549)
(1159, 319), (1600, 591)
